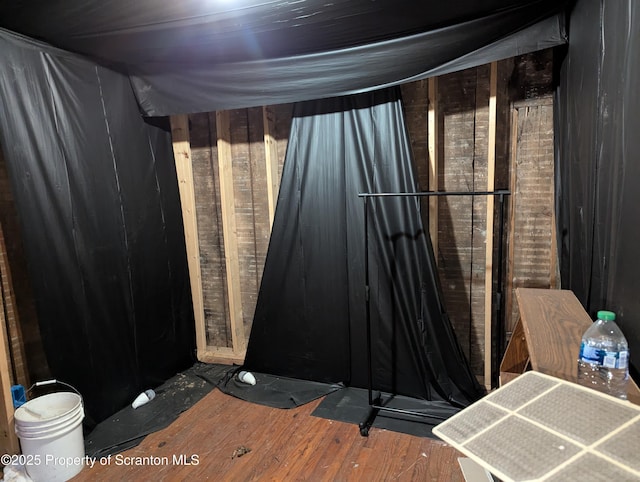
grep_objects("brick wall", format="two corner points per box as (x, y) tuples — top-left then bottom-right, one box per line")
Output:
(189, 105), (292, 351)
(401, 49), (556, 377)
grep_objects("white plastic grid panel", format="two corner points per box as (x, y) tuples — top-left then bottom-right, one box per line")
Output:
(433, 371), (640, 481)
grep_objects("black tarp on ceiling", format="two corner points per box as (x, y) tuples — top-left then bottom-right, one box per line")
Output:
(243, 88), (483, 407)
(0, 1), (569, 115)
(0, 29), (195, 426)
(556, 0), (640, 375)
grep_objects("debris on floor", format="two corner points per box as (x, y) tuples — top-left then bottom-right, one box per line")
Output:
(231, 446), (251, 459)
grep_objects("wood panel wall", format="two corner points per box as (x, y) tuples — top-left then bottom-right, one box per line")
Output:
(171, 51), (557, 384)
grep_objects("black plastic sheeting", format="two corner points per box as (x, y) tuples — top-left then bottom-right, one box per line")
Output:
(0, 0), (570, 430)
(0, 1), (569, 116)
(312, 388), (457, 439)
(556, 0), (640, 375)
(129, 11), (566, 116)
(0, 0), (565, 66)
(86, 362), (341, 457)
(85, 363), (234, 458)
(0, 29), (196, 427)
(218, 371), (343, 410)
(243, 88), (484, 408)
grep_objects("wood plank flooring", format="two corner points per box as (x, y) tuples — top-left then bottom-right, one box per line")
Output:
(72, 389), (466, 481)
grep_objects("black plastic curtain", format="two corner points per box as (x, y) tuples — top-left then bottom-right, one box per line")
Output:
(556, 0), (640, 374)
(0, 29), (195, 426)
(244, 88), (483, 406)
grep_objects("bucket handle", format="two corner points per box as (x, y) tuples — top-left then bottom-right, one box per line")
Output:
(27, 380), (82, 401)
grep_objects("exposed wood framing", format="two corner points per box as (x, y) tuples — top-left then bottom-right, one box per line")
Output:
(170, 115), (207, 359)
(428, 77), (439, 257)
(484, 61), (498, 390)
(550, 192), (558, 289)
(174, 57), (553, 380)
(504, 96), (556, 337)
(0, 245), (19, 454)
(504, 107), (520, 338)
(198, 347), (247, 366)
(178, 106), (291, 363)
(216, 110), (247, 358)
(0, 222), (28, 388)
(263, 106), (280, 229)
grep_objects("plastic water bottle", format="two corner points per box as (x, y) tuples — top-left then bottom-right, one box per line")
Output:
(577, 310), (629, 399)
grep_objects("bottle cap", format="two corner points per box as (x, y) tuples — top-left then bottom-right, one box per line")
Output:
(597, 310), (616, 321)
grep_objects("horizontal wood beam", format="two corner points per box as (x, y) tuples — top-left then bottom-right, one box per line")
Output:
(198, 347), (247, 366)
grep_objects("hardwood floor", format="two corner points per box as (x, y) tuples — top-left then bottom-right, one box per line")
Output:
(72, 389), (466, 481)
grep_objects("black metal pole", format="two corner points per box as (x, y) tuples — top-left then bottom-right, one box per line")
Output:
(358, 189), (510, 198)
(363, 197), (373, 406)
(359, 196), (382, 437)
(358, 189), (511, 434)
(493, 193), (507, 387)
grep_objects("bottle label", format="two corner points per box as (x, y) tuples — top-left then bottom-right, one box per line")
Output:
(618, 350), (629, 369)
(579, 343), (628, 369)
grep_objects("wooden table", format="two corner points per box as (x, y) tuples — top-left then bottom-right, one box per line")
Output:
(500, 288), (640, 404)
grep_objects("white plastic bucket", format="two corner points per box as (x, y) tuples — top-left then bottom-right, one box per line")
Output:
(14, 391), (85, 482)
